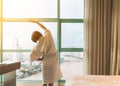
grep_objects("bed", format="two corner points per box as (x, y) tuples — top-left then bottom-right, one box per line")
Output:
(65, 75), (120, 86)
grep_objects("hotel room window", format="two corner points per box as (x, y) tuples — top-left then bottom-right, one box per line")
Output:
(0, 0), (84, 83)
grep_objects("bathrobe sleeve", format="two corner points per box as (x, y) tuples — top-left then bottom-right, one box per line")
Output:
(30, 37), (44, 61)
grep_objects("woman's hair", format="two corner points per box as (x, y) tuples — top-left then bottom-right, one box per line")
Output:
(31, 31), (42, 43)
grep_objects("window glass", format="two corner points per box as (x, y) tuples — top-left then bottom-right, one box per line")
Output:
(60, 52), (84, 79)
(3, 22), (57, 49)
(3, 0), (57, 18)
(60, 0), (84, 18)
(61, 23), (84, 48)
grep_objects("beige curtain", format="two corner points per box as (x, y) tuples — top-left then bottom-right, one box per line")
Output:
(84, 0), (112, 75)
(110, 0), (120, 75)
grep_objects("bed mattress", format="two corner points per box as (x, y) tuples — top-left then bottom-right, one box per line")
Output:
(65, 75), (120, 86)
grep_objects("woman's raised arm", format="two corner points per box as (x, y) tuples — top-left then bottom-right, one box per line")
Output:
(29, 19), (47, 31)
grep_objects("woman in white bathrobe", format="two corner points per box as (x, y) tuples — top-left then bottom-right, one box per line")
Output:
(30, 20), (63, 86)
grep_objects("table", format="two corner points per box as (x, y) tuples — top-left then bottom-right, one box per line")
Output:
(0, 62), (20, 86)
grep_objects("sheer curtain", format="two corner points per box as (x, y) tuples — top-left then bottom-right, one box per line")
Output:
(84, 0), (112, 75)
(110, 0), (120, 75)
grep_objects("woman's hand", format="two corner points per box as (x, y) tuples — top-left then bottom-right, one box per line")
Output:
(37, 57), (43, 61)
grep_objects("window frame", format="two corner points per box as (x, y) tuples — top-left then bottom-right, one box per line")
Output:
(0, 0), (84, 83)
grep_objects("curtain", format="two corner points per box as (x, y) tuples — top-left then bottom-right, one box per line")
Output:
(110, 0), (120, 75)
(84, 0), (112, 75)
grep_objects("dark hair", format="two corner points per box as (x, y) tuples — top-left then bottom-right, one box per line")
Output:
(31, 31), (42, 42)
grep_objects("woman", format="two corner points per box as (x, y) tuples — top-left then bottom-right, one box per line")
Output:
(30, 20), (63, 86)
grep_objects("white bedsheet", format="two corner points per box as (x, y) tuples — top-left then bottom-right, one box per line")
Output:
(65, 75), (120, 86)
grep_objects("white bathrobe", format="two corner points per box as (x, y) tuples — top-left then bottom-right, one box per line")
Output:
(30, 29), (63, 84)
